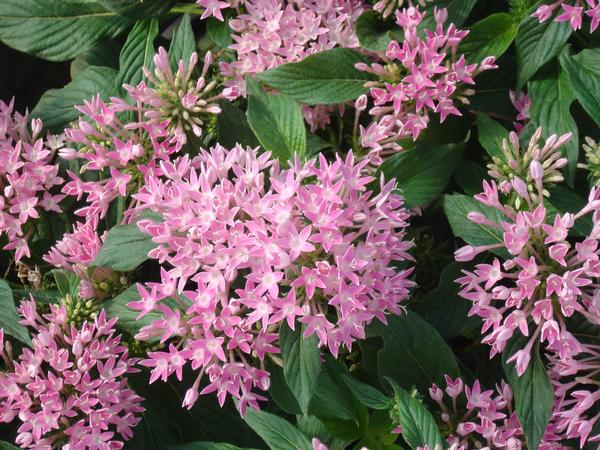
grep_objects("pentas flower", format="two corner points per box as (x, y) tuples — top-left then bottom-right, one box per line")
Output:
(0, 299), (143, 449)
(549, 341), (600, 446)
(129, 144), (414, 413)
(533, 1), (600, 32)
(220, 0), (364, 97)
(44, 217), (127, 301)
(455, 132), (600, 374)
(487, 128), (569, 206)
(59, 94), (183, 220)
(0, 99), (64, 261)
(123, 47), (236, 144)
(373, 0), (431, 18)
(197, 0), (234, 21)
(356, 6), (496, 164)
(509, 90), (531, 133)
(426, 376), (566, 450)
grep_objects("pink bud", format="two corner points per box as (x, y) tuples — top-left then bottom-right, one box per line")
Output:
(355, 94), (368, 112)
(467, 212), (487, 224)
(530, 160), (543, 181)
(454, 245), (477, 262)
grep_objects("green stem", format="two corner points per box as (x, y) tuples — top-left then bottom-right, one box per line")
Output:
(169, 3), (205, 15)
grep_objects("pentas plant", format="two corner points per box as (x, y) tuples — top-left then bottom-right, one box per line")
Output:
(533, 0), (600, 32)
(129, 144), (414, 413)
(355, 5), (496, 164)
(0, 301), (143, 449)
(0, 99), (64, 261)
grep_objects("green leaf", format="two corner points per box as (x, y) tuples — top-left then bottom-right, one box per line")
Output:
(169, 14), (196, 69)
(169, 443), (257, 450)
(117, 19), (158, 92)
(420, 0), (477, 30)
(528, 66), (579, 185)
(0, 279), (31, 345)
(207, 17), (232, 49)
(267, 361), (302, 415)
(389, 382), (444, 450)
(217, 100), (260, 148)
(443, 194), (509, 258)
(256, 48), (375, 105)
(370, 311), (460, 394)
(340, 374), (390, 410)
(559, 47), (600, 128)
(476, 113), (508, 159)
(515, 12), (572, 87)
(355, 11), (398, 52)
(502, 338), (553, 450)
(280, 323), (321, 414)
(379, 141), (464, 208)
(0, 442), (20, 450)
(51, 269), (80, 298)
(415, 262), (481, 340)
(98, 0), (174, 19)
(246, 79), (306, 162)
(244, 410), (311, 450)
(91, 223), (155, 271)
(0, 0), (131, 61)
(459, 13), (518, 63)
(454, 159), (487, 197)
(70, 39), (120, 78)
(32, 66), (118, 132)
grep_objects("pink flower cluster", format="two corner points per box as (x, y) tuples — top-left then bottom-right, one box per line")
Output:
(509, 90), (531, 133)
(455, 131), (600, 375)
(220, 0), (364, 97)
(0, 300), (143, 449)
(550, 343), (600, 446)
(0, 99), (64, 261)
(427, 376), (565, 450)
(60, 94), (183, 220)
(128, 144), (414, 413)
(124, 47), (236, 144)
(357, 6), (496, 164)
(533, 0), (600, 32)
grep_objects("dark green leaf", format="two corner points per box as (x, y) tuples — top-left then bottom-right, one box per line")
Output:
(217, 100), (260, 148)
(51, 269), (80, 298)
(256, 48), (375, 105)
(117, 19), (159, 91)
(266, 361), (302, 415)
(169, 14), (196, 68)
(92, 223), (155, 271)
(244, 409), (311, 450)
(0, 0), (131, 61)
(453, 160), (487, 197)
(389, 382), (444, 450)
(340, 374), (390, 410)
(502, 338), (553, 450)
(443, 194), (509, 258)
(0, 442), (20, 450)
(207, 17), (232, 49)
(515, 13), (572, 87)
(169, 443), (257, 450)
(70, 40), (120, 78)
(370, 311), (460, 394)
(32, 66), (118, 132)
(0, 279), (31, 345)
(476, 113), (508, 159)
(355, 11), (398, 52)
(528, 66), (578, 185)
(379, 142), (464, 208)
(559, 47), (600, 128)
(246, 79), (306, 161)
(415, 262), (481, 339)
(280, 323), (321, 414)
(547, 185), (593, 236)
(98, 0), (174, 19)
(459, 13), (518, 63)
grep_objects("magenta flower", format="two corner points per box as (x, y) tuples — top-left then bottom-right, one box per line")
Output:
(533, 1), (600, 32)
(0, 299), (143, 449)
(0, 98), (64, 261)
(355, 5), (496, 164)
(128, 144), (414, 414)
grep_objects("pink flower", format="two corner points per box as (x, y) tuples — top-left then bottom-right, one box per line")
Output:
(197, 0), (231, 21)
(533, 1), (598, 32)
(0, 300), (143, 449)
(130, 145), (414, 413)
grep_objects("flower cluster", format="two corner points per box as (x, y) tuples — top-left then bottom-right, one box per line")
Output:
(0, 300), (143, 449)
(0, 99), (64, 261)
(220, 0), (364, 97)
(427, 376), (565, 450)
(124, 47), (235, 144)
(454, 130), (600, 375)
(129, 144), (414, 413)
(356, 6), (496, 164)
(580, 136), (600, 186)
(533, 0), (600, 32)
